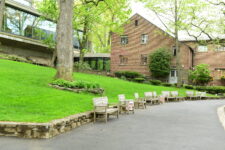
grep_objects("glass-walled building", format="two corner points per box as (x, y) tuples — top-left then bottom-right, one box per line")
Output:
(1, 0), (80, 49)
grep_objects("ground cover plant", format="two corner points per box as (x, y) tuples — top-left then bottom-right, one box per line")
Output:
(0, 59), (214, 123)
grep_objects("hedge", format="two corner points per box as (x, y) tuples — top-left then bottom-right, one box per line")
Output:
(115, 71), (144, 79)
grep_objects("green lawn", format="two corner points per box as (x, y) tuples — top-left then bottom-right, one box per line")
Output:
(0, 59), (208, 123)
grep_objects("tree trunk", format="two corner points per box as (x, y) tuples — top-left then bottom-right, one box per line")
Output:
(175, 0), (182, 87)
(79, 17), (88, 64)
(0, 0), (5, 31)
(55, 0), (74, 81)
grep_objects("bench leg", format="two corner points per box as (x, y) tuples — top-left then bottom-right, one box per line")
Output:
(105, 114), (107, 123)
(94, 112), (96, 123)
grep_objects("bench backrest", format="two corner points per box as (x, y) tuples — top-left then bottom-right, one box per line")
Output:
(134, 93), (139, 99)
(144, 92), (153, 97)
(186, 91), (194, 96)
(162, 91), (170, 97)
(93, 97), (108, 107)
(171, 91), (178, 97)
(118, 94), (126, 101)
(153, 91), (157, 97)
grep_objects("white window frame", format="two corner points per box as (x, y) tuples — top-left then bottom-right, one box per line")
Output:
(197, 45), (208, 52)
(121, 35), (128, 45)
(141, 34), (148, 44)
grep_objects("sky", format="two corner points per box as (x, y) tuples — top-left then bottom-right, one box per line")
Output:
(130, 0), (225, 41)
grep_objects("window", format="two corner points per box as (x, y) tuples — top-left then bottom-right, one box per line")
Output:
(2, 6), (80, 49)
(135, 20), (139, 26)
(141, 34), (148, 44)
(140, 54), (148, 65)
(216, 45), (225, 51)
(121, 35), (128, 45)
(13, 0), (32, 6)
(170, 70), (177, 77)
(119, 55), (128, 65)
(172, 46), (176, 56)
(197, 45), (208, 52)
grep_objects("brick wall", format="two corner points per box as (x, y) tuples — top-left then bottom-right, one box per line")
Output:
(185, 41), (225, 85)
(111, 14), (192, 82)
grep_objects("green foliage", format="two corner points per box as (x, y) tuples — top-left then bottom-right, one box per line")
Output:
(184, 85), (194, 89)
(97, 59), (104, 71)
(189, 64), (212, 85)
(149, 48), (172, 78)
(162, 83), (172, 87)
(114, 71), (144, 79)
(195, 86), (225, 94)
(35, 0), (131, 54)
(35, 0), (59, 21)
(221, 76), (225, 83)
(91, 60), (97, 70)
(105, 60), (111, 72)
(133, 78), (145, 83)
(51, 79), (100, 89)
(150, 80), (162, 85)
(74, 62), (92, 71)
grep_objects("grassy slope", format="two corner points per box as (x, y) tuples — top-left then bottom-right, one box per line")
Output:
(0, 59), (204, 123)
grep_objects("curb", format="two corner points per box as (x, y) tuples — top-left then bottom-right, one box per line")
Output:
(217, 105), (225, 130)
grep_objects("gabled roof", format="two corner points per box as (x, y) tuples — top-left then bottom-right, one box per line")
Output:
(130, 2), (225, 42)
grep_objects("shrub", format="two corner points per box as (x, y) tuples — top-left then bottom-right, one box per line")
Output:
(149, 48), (172, 78)
(133, 77), (145, 83)
(74, 62), (92, 71)
(150, 80), (162, 85)
(189, 64), (212, 85)
(221, 76), (225, 84)
(51, 79), (100, 90)
(105, 60), (110, 72)
(114, 71), (143, 79)
(195, 86), (225, 94)
(97, 59), (104, 71)
(184, 85), (194, 89)
(91, 60), (97, 70)
(162, 83), (172, 87)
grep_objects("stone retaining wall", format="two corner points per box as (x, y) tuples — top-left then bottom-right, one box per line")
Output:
(0, 111), (93, 139)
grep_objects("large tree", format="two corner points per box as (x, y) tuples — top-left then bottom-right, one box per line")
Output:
(0, 0), (5, 31)
(55, 0), (74, 81)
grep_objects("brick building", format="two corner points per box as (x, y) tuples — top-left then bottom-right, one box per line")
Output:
(111, 13), (225, 85)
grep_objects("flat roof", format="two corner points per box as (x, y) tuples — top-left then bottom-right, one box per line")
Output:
(6, 0), (41, 16)
(74, 53), (110, 58)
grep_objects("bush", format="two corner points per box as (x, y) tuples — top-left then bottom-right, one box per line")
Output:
(195, 86), (225, 94)
(97, 59), (104, 71)
(162, 83), (172, 87)
(184, 85), (194, 89)
(51, 79), (100, 89)
(74, 62), (92, 71)
(189, 64), (212, 85)
(91, 60), (97, 70)
(133, 77), (145, 83)
(149, 80), (162, 85)
(149, 48), (172, 78)
(221, 76), (225, 83)
(105, 60), (110, 72)
(114, 71), (144, 79)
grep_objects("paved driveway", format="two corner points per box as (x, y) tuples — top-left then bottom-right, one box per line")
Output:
(1, 100), (225, 150)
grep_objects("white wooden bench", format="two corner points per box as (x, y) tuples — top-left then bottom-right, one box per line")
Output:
(93, 97), (119, 123)
(134, 93), (146, 109)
